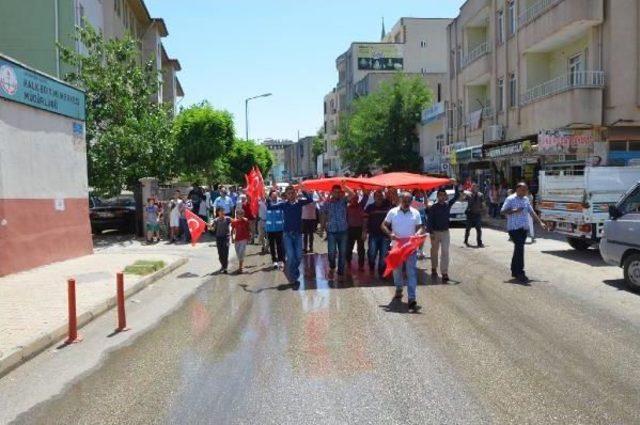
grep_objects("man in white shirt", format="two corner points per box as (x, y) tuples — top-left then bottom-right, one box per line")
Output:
(381, 191), (425, 310)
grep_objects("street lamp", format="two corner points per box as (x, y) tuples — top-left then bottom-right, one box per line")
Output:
(245, 93), (272, 141)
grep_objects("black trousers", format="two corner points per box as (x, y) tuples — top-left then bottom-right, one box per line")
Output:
(302, 219), (317, 251)
(465, 213), (483, 244)
(267, 231), (285, 263)
(346, 226), (365, 266)
(216, 236), (229, 270)
(509, 228), (528, 276)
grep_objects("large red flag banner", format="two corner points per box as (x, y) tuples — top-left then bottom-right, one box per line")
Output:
(300, 177), (381, 192)
(245, 166), (264, 217)
(364, 172), (451, 191)
(383, 235), (428, 278)
(185, 209), (207, 246)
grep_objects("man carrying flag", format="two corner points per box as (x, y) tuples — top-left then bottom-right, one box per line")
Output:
(381, 191), (426, 311)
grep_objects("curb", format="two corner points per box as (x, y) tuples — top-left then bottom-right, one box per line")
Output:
(0, 257), (188, 379)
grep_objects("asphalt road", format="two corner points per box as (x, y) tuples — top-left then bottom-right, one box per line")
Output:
(4, 227), (640, 425)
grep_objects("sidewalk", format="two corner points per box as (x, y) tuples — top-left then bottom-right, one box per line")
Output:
(0, 245), (188, 377)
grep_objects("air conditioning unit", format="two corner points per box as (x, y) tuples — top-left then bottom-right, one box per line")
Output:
(484, 125), (504, 143)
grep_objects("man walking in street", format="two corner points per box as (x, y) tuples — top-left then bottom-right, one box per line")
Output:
(381, 192), (425, 310)
(346, 191), (369, 271)
(267, 186), (313, 288)
(301, 194), (318, 253)
(319, 183), (355, 280)
(464, 183), (485, 247)
(212, 187), (234, 217)
(364, 190), (392, 276)
(426, 182), (460, 282)
(501, 182), (547, 283)
(265, 189), (285, 269)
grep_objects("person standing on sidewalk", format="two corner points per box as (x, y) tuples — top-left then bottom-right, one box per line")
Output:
(265, 189), (285, 270)
(301, 195), (318, 253)
(363, 190), (392, 276)
(231, 209), (251, 274)
(426, 183), (460, 282)
(463, 183), (485, 248)
(381, 192), (425, 310)
(267, 186), (313, 288)
(346, 191), (369, 271)
(501, 182), (547, 283)
(319, 183), (355, 280)
(211, 207), (232, 274)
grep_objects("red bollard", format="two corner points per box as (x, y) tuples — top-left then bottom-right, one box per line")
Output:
(115, 272), (130, 332)
(65, 278), (83, 344)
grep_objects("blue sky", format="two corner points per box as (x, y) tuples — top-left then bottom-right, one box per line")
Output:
(147, 0), (465, 142)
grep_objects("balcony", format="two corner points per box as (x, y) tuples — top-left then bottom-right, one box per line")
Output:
(461, 41), (491, 68)
(520, 71), (604, 106)
(518, 0), (603, 53)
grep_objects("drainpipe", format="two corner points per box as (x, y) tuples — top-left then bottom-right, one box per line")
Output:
(54, 0), (60, 78)
(504, 3), (509, 131)
(516, 0), (521, 126)
(493, 0), (499, 123)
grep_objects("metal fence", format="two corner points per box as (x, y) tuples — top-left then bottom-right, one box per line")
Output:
(520, 71), (604, 106)
(461, 41), (491, 68)
(519, 0), (564, 27)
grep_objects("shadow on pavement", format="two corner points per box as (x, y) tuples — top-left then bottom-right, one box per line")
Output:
(379, 298), (422, 314)
(603, 279), (639, 295)
(541, 249), (608, 267)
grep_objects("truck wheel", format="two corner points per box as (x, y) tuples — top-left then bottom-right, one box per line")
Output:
(623, 253), (640, 291)
(567, 237), (591, 251)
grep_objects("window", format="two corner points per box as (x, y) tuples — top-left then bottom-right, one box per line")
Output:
(115, 0), (121, 16)
(497, 78), (504, 111)
(497, 10), (504, 44)
(569, 54), (583, 85)
(324, 121), (327, 133)
(324, 102), (327, 114)
(420, 40), (427, 48)
(437, 83), (442, 102)
(609, 141), (626, 151)
(79, 5), (85, 28)
(507, 1), (516, 36)
(123, 4), (128, 27)
(630, 141), (640, 151)
(618, 186), (640, 215)
(509, 73), (517, 107)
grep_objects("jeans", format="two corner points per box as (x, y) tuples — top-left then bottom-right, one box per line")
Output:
(283, 231), (303, 283)
(216, 236), (229, 270)
(393, 251), (418, 300)
(368, 234), (390, 273)
(346, 227), (365, 267)
(179, 217), (191, 242)
(327, 230), (348, 274)
(509, 228), (528, 277)
(267, 231), (285, 263)
(302, 219), (317, 251)
(465, 213), (483, 244)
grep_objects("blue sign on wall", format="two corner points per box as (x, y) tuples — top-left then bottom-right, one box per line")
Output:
(0, 55), (85, 121)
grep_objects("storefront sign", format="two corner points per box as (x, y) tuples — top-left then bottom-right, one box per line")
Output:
(538, 129), (594, 155)
(455, 146), (483, 162)
(421, 102), (445, 124)
(356, 44), (403, 71)
(0, 56), (85, 120)
(485, 141), (525, 158)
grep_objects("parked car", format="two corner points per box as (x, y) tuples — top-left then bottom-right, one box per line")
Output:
(600, 181), (640, 290)
(428, 189), (468, 222)
(89, 195), (137, 234)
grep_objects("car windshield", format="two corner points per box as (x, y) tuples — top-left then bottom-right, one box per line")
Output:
(97, 196), (135, 207)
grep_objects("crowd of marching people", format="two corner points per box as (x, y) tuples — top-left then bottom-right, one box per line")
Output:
(142, 174), (546, 312)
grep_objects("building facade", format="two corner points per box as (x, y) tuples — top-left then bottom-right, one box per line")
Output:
(284, 136), (316, 180)
(0, 0), (183, 109)
(440, 0), (640, 186)
(263, 139), (294, 183)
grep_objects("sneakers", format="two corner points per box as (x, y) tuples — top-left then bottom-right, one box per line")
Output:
(442, 274), (450, 283)
(408, 299), (418, 311)
(394, 288), (403, 299)
(478, 242), (485, 248)
(431, 269), (438, 277)
(273, 262), (279, 270)
(464, 241), (471, 247)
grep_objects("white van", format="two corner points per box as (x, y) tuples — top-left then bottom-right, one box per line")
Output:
(599, 182), (640, 289)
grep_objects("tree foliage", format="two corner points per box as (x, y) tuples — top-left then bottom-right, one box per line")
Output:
(336, 74), (432, 174)
(59, 22), (175, 197)
(173, 102), (235, 178)
(312, 132), (325, 160)
(225, 139), (274, 184)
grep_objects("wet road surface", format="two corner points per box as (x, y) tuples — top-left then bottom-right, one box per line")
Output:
(7, 228), (640, 424)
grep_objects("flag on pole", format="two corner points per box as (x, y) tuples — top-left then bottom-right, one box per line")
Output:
(245, 166), (265, 217)
(383, 235), (427, 277)
(185, 209), (207, 246)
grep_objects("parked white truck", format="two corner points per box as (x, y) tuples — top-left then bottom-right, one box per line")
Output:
(538, 165), (640, 250)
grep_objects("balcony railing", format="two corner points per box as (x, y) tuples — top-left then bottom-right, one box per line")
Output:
(518, 0), (563, 27)
(461, 41), (491, 68)
(520, 71), (604, 106)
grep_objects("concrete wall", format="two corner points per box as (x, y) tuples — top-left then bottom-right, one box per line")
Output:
(0, 99), (92, 276)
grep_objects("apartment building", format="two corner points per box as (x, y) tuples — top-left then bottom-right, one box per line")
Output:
(263, 139), (294, 182)
(284, 136), (316, 180)
(0, 0), (183, 108)
(443, 0), (640, 185)
(322, 18), (452, 175)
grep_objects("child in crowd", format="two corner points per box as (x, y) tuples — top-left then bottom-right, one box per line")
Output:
(232, 208), (251, 274)
(169, 198), (181, 243)
(210, 207), (232, 273)
(145, 198), (161, 244)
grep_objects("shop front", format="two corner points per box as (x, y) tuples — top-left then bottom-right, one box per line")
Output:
(484, 139), (540, 191)
(455, 145), (492, 184)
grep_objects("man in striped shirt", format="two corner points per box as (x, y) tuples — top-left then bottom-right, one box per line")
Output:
(501, 182), (547, 283)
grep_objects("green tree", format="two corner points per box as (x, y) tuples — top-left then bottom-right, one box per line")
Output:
(59, 22), (175, 197)
(225, 139), (274, 184)
(337, 74), (432, 174)
(173, 102), (235, 180)
(312, 131), (326, 160)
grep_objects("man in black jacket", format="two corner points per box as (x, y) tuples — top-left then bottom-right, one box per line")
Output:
(426, 182), (459, 282)
(464, 183), (484, 248)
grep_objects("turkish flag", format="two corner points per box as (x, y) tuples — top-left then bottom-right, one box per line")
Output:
(185, 209), (207, 246)
(383, 235), (427, 278)
(245, 166), (264, 217)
